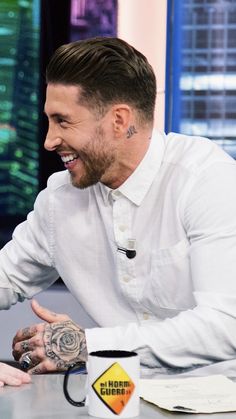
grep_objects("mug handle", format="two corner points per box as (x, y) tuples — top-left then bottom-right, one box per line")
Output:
(63, 362), (87, 407)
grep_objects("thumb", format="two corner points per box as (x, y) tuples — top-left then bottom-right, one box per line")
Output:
(31, 299), (70, 323)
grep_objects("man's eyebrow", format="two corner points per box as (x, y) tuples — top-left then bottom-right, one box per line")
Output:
(43, 110), (71, 120)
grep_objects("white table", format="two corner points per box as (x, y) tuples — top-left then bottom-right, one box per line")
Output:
(0, 373), (236, 418)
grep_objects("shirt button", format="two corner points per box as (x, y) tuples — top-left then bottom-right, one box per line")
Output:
(143, 312), (149, 320)
(111, 190), (121, 200)
(122, 276), (131, 283)
(119, 225), (127, 232)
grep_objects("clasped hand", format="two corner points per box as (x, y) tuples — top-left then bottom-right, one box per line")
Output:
(12, 299), (87, 374)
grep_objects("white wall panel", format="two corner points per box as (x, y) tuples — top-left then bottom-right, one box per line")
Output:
(117, 0), (167, 130)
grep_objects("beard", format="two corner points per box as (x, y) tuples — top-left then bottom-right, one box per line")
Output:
(70, 126), (116, 189)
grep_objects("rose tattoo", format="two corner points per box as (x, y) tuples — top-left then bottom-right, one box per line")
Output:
(43, 320), (87, 370)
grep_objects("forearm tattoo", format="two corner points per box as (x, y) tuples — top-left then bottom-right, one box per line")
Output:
(43, 321), (88, 370)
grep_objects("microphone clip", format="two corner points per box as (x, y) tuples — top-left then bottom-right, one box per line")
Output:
(117, 239), (136, 259)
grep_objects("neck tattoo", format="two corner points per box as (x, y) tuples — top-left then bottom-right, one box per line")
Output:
(126, 125), (138, 139)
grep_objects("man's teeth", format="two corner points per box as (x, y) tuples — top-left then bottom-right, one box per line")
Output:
(61, 154), (78, 163)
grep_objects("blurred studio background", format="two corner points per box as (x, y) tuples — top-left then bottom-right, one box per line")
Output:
(0, 0), (236, 358)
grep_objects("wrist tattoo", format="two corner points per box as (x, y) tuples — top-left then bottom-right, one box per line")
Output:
(43, 321), (87, 370)
(126, 125), (137, 139)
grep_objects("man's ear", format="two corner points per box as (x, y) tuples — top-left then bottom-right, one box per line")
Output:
(112, 104), (133, 137)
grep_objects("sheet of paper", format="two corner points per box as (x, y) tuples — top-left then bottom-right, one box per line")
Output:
(140, 375), (236, 413)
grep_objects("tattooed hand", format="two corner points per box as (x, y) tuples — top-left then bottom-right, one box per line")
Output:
(12, 299), (88, 374)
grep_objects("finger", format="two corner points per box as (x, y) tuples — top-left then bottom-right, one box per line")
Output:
(8, 368), (31, 384)
(29, 363), (48, 375)
(0, 363), (31, 386)
(3, 376), (22, 386)
(31, 299), (70, 323)
(13, 329), (45, 361)
(12, 324), (42, 347)
(12, 325), (45, 359)
(19, 374), (31, 384)
(29, 358), (64, 375)
(19, 349), (45, 371)
(13, 339), (34, 361)
(12, 342), (31, 361)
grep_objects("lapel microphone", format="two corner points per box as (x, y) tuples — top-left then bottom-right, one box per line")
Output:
(117, 239), (136, 259)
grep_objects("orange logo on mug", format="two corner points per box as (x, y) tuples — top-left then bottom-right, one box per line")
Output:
(92, 362), (135, 415)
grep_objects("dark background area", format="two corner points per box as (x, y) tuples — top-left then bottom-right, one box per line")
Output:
(39, 0), (71, 190)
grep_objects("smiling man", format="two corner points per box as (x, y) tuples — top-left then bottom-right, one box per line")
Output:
(1, 37), (236, 377)
(44, 84), (119, 189)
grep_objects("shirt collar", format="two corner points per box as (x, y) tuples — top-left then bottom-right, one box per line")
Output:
(99, 130), (165, 206)
(99, 182), (111, 204)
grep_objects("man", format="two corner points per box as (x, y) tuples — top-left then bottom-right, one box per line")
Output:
(1, 37), (236, 376)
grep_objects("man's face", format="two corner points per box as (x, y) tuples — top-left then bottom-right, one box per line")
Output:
(44, 84), (117, 189)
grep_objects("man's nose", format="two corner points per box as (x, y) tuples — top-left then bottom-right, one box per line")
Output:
(44, 128), (62, 151)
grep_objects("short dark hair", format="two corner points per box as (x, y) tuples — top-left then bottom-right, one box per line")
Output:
(46, 37), (156, 123)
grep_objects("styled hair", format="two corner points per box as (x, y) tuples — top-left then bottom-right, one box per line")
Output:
(46, 37), (156, 123)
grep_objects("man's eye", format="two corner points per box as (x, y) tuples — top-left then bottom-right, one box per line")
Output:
(57, 118), (66, 125)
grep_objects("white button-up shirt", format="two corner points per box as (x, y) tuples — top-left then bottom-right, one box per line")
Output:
(1, 130), (236, 374)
